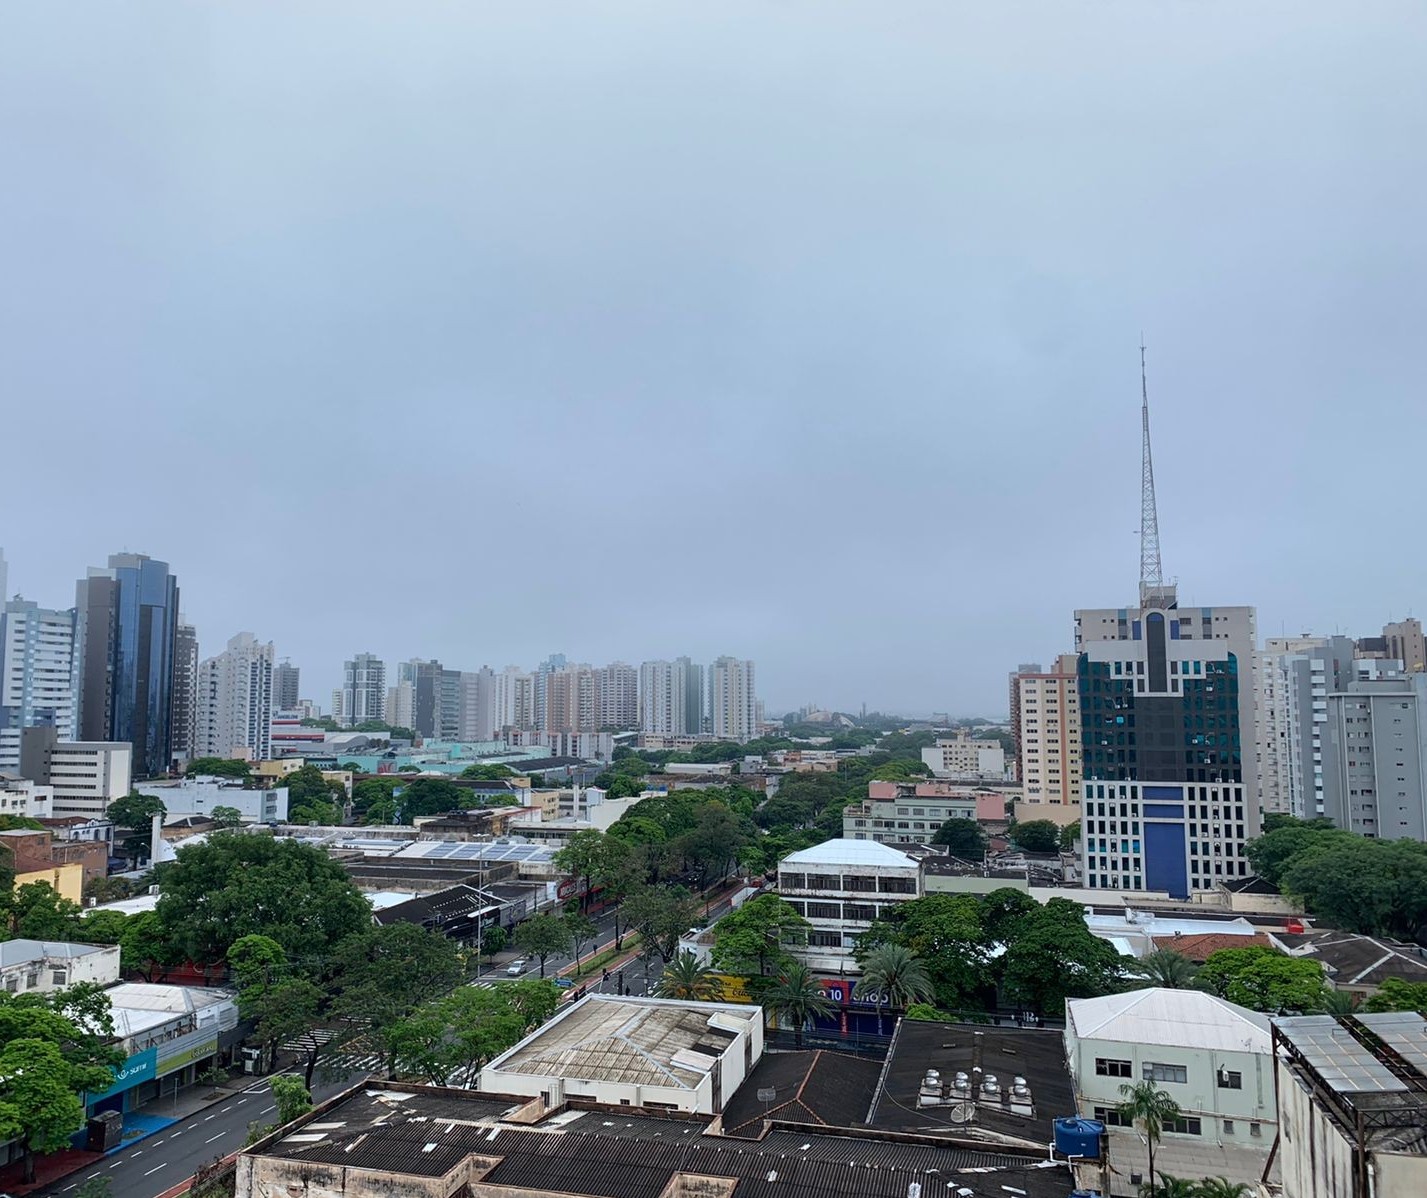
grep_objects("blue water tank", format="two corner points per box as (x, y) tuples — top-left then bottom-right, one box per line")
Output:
(1053, 1116), (1105, 1160)
(1068, 1191), (1102, 1198)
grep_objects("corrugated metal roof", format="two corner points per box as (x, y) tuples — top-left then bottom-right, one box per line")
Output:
(1068, 987), (1270, 1053)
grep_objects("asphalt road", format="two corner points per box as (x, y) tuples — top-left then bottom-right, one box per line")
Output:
(32, 1075), (354, 1198)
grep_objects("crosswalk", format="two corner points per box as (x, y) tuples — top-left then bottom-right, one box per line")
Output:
(280, 1028), (383, 1080)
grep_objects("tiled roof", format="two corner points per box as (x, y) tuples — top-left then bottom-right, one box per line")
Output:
(1150, 932), (1275, 961)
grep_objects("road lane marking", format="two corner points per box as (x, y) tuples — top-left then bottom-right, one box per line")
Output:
(220, 1106), (232, 1113)
(132, 1151), (143, 1157)
(204, 1114), (217, 1121)
(206, 1132), (227, 1144)
(144, 1164), (167, 1176)
(64, 1184), (77, 1191)
(236, 1097), (248, 1104)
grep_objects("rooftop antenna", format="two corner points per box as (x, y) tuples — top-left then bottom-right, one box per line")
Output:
(1138, 337), (1164, 606)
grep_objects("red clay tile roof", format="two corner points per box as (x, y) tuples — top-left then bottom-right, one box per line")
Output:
(1151, 932), (1275, 962)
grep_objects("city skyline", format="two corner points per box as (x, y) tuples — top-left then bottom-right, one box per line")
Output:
(2, 5), (1424, 715)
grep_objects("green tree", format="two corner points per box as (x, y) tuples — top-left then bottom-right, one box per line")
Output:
(1363, 977), (1427, 1015)
(84, 874), (133, 905)
(5, 883), (84, 940)
(120, 910), (182, 981)
(1125, 949), (1200, 990)
(155, 833), (373, 964)
(563, 912), (597, 968)
(856, 945), (936, 1033)
(283, 765), (347, 821)
(622, 886), (703, 965)
(460, 763), (514, 780)
(397, 777), (466, 819)
(1244, 818), (1344, 887)
(186, 757), (251, 779)
(210, 805), (244, 829)
(1280, 838), (1427, 939)
(709, 894), (810, 977)
(107, 792), (167, 862)
(931, 818), (987, 859)
(1059, 820), (1081, 851)
(656, 951), (726, 1002)
(857, 893), (989, 1010)
(1315, 987), (1360, 1016)
(270, 1075), (313, 1125)
(387, 986), (527, 1086)
(553, 830), (607, 913)
(514, 914), (572, 978)
(479, 924), (507, 960)
(1116, 1079), (1180, 1198)
(78, 909), (131, 946)
(680, 802), (749, 888)
(765, 962), (833, 1048)
(1193, 1178), (1250, 1198)
(1008, 819), (1061, 854)
(1197, 946), (1325, 1014)
(1142, 1176), (1200, 1198)
(507, 977), (561, 1030)
(1000, 898), (1125, 1014)
(0, 1039), (92, 1182)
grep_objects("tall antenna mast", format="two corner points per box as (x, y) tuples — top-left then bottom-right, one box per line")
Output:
(1138, 337), (1164, 604)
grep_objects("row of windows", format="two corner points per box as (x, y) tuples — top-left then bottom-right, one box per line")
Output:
(1094, 1060), (1239, 1088)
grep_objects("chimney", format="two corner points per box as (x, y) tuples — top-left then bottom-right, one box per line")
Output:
(150, 812), (163, 866)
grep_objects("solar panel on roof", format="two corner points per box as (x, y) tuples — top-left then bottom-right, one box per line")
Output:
(1278, 1016), (1408, 1094)
(1357, 1012), (1427, 1080)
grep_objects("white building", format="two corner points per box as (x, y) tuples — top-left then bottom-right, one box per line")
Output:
(195, 632), (275, 761)
(0, 939), (122, 996)
(338, 652), (386, 728)
(0, 775), (53, 820)
(1065, 988), (1275, 1187)
(19, 734), (132, 819)
(709, 656), (757, 741)
(459, 667), (498, 741)
(921, 731), (1007, 781)
(0, 597), (75, 770)
(594, 661), (638, 729)
(1274, 1012), (1427, 1198)
(776, 839), (922, 970)
(135, 777), (289, 823)
(479, 993), (764, 1115)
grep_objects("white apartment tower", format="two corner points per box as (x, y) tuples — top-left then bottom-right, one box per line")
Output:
(195, 632), (275, 761)
(0, 598), (76, 771)
(492, 667), (535, 733)
(594, 661), (638, 730)
(709, 656), (757, 742)
(340, 653), (386, 728)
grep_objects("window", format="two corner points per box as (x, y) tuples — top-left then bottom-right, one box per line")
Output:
(1250, 1122), (1263, 1138)
(1143, 1062), (1187, 1084)
(1092, 1106), (1129, 1127)
(1217, 1069), (1242, 1090)
(1223, 1120), (1235, 1136)
(52, 970), (67, 986)
(806, 901), (841, 920)
(1167, 1116), (1202, 1136)
(1095, 1058), (1132, 1078)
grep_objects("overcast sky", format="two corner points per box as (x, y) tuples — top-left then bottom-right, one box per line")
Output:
(2, 3), (1423, 717)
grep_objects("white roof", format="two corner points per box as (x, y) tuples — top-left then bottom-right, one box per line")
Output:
(365, 890), (420, 910)
(0, 939), (116, 967)
(781, 838), (919, 869)
(1068, 987), (1270, 1054)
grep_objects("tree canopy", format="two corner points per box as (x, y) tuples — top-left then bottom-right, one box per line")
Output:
(186, 757), (251, 779)
(931, 818), (987, 859)
(1197, 946), (1326, 1014)
(1008, 819), (1061, 854)
(709, 894), (810, 978)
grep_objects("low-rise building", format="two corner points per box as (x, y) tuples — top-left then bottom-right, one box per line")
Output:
(17, 729), (131, 819)
(1273, 1012), (1427, 1198)
(480, 994), (764, 1115)
(776, 839), (921, 971)
(0, 826), (108, 887)
(0, 939), (121, 995)
(1272, 928), (1427, 1000)
(921, 730), (1007, 780)
(843, 780), (1011, 845)
(135, 777), (289, 823)
(0, 774), (53, 820)
(1065, 988), (1277, 1190)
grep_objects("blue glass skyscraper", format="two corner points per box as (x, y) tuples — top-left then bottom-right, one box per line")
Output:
(74, 553), (180, 778)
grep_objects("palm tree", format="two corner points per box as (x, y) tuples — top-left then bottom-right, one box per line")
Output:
(856, 945), (936, 1032)
(1315, 986), (1360, 1015)
(765, 962), (834, 1047)
(1125, 949), (1199, 990)
(655, 951), (725, 1002)
(1141, 1176), (1199, 1198)
(1193, 1178), (1250, 1198)
(1117, 1079), (1181, 1198)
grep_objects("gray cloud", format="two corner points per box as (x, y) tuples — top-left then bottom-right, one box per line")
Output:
(2, 2), (1423, 715)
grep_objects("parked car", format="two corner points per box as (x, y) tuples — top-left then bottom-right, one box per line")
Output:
(553, 977), (574, 989)
(506, 959), (527, 976)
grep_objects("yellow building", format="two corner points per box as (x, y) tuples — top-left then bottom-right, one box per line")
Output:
(14, 862), (85, 905)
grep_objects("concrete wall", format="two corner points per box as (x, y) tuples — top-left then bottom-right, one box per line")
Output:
(1276, 1066), (1357, 1198)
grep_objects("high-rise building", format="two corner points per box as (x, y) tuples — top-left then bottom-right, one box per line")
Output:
(170, 618), (199, 764)
(1255, 636), (1357, 818)
(709, 656), (757, 741)
(1383, 618), (1427, 673)
(273, 659), (301, 711)
(641, 658), (704, 736)
(459, 667), (498, 742)
(403, 659), (441, 738)
(532, 653), (567, 732)
(1319, 669), (1427, 841)
(1009, 655), (1082, 817)
(677, 656), (705, 735)
(594, 661), (638, 729)
(73, 553), (180, 778)
(339, 653), (386, 728)
(195, 632), (275, 761)
(1076, 352), (1257, 898)
(0, 598), (76, 771)
(492, 667), (534, 733)
(386, 680), (415, 732)
(438, 667), (463, 741)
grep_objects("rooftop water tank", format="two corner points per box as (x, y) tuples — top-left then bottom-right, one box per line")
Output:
(1053, 1116), (1105, 1161)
